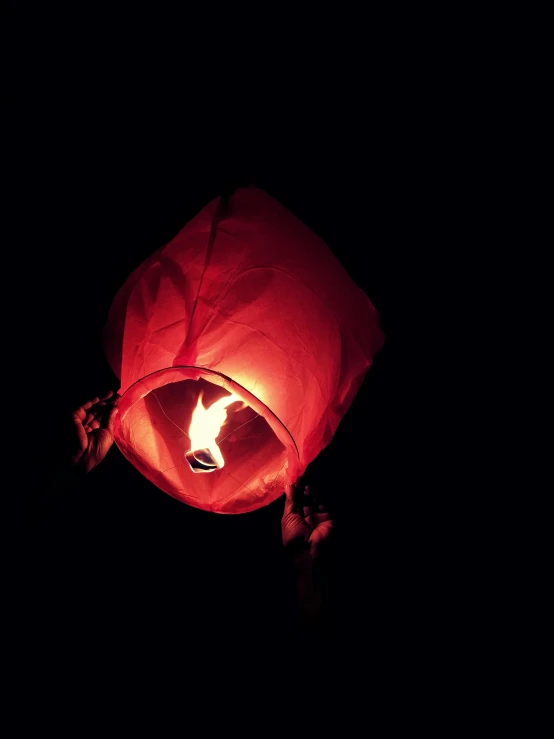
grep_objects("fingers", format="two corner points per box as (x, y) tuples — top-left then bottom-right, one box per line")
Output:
(283, 483), (295, 514)
(283, 481), (304, 515)
(73, 407), (86, 422)
(306, 512), (330, 526)
(73, 397), (99, 422)
(305, 484), (328, 510)
(283, 481), (331, 534)
(84, 412), (95, 426)
(75, 391), (120, 419)
(71, 410), (88, 449)
(308, 520), (334, 549)
(96, 391), (120, 408)
(302, 484), (314, 518)
(72, 391), (120, 435)
(81, 396), (100, 411)
(76, 391), (119, 414)
(301, 484), (330, 523)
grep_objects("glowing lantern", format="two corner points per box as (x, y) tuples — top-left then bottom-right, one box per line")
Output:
(103, 188), (384, 513)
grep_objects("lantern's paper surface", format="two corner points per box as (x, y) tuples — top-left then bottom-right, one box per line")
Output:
(103, 188), (383, 513)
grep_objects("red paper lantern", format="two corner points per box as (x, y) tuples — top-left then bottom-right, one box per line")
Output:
(103, 188), (383, 513)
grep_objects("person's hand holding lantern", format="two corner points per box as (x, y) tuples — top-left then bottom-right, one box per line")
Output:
(28, 391), (120, 523)
(68, 391), (120, 474)
(281, 481), (334, 631)
(282, 482), (333, 558)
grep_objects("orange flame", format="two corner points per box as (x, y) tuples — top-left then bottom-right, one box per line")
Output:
(188, 392), (242, 469)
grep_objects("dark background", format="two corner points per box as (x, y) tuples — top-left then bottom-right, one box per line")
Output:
(14, 91), (436, 686)
(4, 5), (485, 722)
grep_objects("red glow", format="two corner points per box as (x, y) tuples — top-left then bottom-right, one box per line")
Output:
(104, 188), (383, 513)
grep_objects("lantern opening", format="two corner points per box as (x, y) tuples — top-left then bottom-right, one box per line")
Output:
(113, 366), (300, 514)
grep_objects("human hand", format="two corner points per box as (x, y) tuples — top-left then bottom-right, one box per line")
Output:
(69, 391), (120, 474)
(281, 482), (333, 560)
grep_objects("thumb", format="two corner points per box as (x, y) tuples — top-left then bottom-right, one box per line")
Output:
(283, 483), (294, 514)
(103, 405), (119, 434)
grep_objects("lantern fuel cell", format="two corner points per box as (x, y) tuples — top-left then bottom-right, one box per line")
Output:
(185, 448), (219, 473)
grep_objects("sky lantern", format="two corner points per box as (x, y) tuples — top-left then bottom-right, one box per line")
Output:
(103, 187), (384, 513)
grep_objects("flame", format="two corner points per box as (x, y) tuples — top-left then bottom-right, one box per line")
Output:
(188, 392), (242, 469)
